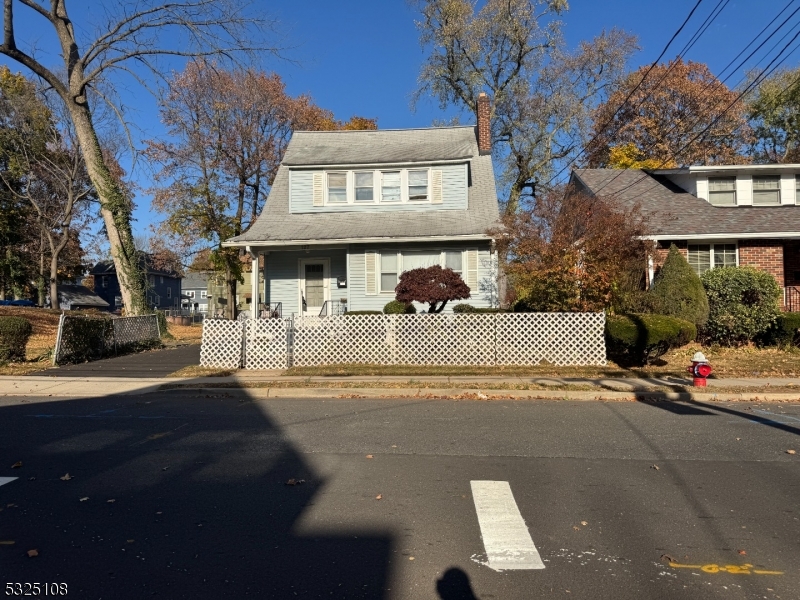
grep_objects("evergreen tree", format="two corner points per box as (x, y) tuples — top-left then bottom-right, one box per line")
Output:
(649, 244), (709, 327)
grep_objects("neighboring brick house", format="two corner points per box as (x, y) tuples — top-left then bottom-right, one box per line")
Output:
(90, 256), (182, 311)
(572, 165), (800, 310)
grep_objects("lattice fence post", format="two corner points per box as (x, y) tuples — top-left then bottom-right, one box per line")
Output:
(53, 313), (65, 365)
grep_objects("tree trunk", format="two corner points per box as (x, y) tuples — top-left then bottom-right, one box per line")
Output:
(48, 252), (59, 310)
(66, 101), (147, 315)
(225, 262), (237, 320)
(37, 232), (45, 307)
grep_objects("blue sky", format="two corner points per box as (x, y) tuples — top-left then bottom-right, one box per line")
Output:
(0, 0), (795, 242)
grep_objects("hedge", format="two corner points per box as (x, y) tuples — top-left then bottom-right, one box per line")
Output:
(761, 312), (800, 348)
(701, 266), (781, 345)
(0, 316), (32, 362)
(649, 244), (709, 326)
(345, 310), (382, 315)
(453, 304), (507, 314)
(606, 314), (696, 366)
(383, 300), (416, 314)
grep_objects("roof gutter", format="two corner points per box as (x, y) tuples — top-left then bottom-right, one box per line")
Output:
(223, 233), (493, 248)
(644, 231), (800, 241)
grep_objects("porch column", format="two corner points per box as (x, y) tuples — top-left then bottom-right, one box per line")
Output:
(247, 246), (260, 319)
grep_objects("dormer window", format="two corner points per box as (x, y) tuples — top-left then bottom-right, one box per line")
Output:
(752, 175), (781, 205)
(408, 170), (429, 201)
(355, 172), (374, 202)
(708, 177), (736, 206)
(327, 172), (347, 203)
(381, 171), (401, 202)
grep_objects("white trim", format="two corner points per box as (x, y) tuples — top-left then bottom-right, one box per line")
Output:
(687, 241), (739, 274)
(298, 258), (330, 314)
(319, 167), (433, 206)
(224, 234), (492, 248)
(287, 158), (469, 169)
(646, 232), (800, 240)
(654, 164), (800, 174)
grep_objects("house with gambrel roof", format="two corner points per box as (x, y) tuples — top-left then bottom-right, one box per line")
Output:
(224, 95), (501, 316)
(572, 165), (800, 309)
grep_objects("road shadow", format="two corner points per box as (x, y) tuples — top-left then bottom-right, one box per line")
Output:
(0, 381), (392, 598)
(636, 394), (800, 435)
(436, 567), (479, 599)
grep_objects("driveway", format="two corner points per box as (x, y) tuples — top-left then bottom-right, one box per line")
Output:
(34, 344), (200, 378)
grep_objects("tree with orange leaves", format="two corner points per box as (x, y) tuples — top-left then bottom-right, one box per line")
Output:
(147, 62), (376, 318)
(492, 185), (650, 312)
(588, 58), (751, 168)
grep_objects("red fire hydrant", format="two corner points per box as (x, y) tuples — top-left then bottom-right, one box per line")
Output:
(688, 351), (712, 387)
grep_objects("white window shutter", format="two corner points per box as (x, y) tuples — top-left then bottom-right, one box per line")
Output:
(431, 170), (443, 204)
(365, 252), (377, 295)
(312, 172), (324, 207)
(465, 249), (478, 291)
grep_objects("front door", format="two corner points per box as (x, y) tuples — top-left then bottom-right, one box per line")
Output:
(300, 259), (329, 315)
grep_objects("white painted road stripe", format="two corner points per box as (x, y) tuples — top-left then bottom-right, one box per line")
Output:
(0, 477), (18, 487)
(471, 480), (545, 571)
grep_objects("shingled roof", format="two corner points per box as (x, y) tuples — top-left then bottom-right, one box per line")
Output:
(573, 168), (800, 238)
(226, 126), (499, 245)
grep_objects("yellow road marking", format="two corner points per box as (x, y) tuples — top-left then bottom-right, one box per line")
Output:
(669, 562), (783, 575)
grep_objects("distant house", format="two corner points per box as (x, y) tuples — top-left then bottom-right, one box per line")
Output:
(90, 255), (182, 311)
(181, 271), (209, 313)
(221, 94), (500, 316)
(49, 284), (110, 311)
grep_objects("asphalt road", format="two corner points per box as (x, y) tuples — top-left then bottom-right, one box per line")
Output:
(1, 391), (799, 599)
(35, 345), (201, 378)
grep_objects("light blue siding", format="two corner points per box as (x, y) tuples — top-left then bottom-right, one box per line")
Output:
(264, 249), (347, 316)
(348, 242), (495, 312)
(289, 163), (468, 213)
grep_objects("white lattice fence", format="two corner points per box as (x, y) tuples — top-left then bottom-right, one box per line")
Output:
(200, 319), (244, 369)
(113, 315), (160, 349)
(494, 312), (606, 366)
(293, 315), (398, 366)
(243, 319), (289, 370)
(291, 313), (606, 367)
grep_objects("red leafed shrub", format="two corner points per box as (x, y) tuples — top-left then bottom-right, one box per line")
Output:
(394, 265), (471, 313)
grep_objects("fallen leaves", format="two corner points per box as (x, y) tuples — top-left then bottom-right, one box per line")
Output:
(127, 539), (135, 544)
(572, 526), (580, 531)
(106, 499), (116, 504)
(79, 497), (89, 502)
(660, 554), (676, 564)
(738, 549), (747, 555)
(366, 455), (374, 459)
(580, 521), (588, 526)
(59, 473), (72, 481)
(0, 540), (14, 545)
(375, 494), (383, 500)
(27, 549), (38, 558)
(285, 479), (305, 486)
(11, 461), (22, 469)
(408, 556), (415, 561)
(650, 464), (660, 471)
(787, 449), (796, 455)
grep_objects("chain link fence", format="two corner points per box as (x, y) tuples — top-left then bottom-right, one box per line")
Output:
(54, 314), (161, 365)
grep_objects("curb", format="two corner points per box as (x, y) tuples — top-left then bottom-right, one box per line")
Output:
(157, 385), (800, 403)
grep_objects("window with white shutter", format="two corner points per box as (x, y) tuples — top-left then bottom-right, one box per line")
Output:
(365, 252), (377, 295)
(312, 173), (324, 207)
(431, 170), (443, 204)
(465, 249), (478, 290)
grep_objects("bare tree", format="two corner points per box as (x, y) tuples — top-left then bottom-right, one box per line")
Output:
(0, 0), (279, 314)
(413, 0), (637, 213)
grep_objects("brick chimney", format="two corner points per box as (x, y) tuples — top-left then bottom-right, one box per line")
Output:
(476, 92), (491, 155)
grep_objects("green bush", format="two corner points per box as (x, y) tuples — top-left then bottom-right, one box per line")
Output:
(383, 300), (416, 314)
(154, 310), (172, 339)
(701, 266), (781, 345)
(0, 316), (33, 362)
(346, 310), (382, 315)
(606, 314), (696, 366)
(649, 244), (709, 326)
(760, 312), (800, 348)
(453, 303), (476, 313)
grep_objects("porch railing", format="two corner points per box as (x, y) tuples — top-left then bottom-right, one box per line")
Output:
(318, 300), (347, 317)
(786, 287), (800, 312)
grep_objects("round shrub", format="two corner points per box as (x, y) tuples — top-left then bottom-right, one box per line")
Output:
(701, 266), (781, 345)
(453, 303), (477, 313)
(346, 310), (382, 315)
(383, 300), (416, 314)
(606, 314), (696, 366)
(649, 244), (709, 326)
(760, 312), (800, 348)
(0, 316), (33, 362)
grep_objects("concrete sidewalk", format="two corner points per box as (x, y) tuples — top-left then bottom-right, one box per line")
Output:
(2, 373), (800, 402)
